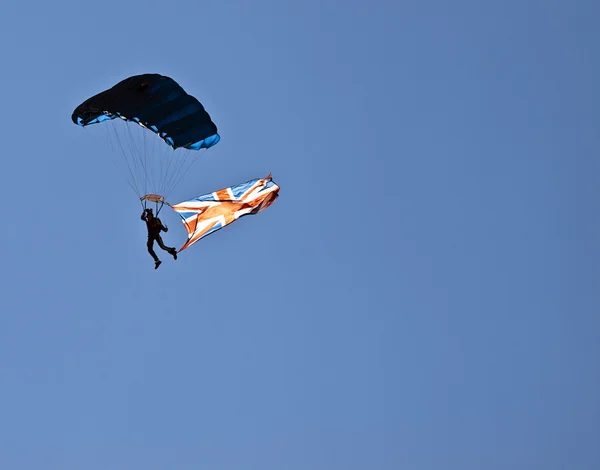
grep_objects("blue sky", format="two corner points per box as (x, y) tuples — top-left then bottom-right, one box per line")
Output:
(0, 0), (599, 468)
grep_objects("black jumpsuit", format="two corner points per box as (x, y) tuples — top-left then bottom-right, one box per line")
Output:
(141, 212), (177, 262)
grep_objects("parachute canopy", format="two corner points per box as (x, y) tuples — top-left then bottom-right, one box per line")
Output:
(170, 174), (280, 252)
(71, 73), (220, 202)
(72, 73), (220, 150)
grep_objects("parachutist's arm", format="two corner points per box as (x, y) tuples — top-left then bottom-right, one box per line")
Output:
(141, 212), (147, 221)
(155, 217), (169, 232)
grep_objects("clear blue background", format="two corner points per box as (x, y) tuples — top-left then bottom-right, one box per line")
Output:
(0, 0), (598, 468)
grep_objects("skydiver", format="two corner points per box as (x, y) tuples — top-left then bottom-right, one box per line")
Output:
(141, 207), (178, 269)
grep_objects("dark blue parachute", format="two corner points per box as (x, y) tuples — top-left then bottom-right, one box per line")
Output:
(71, 74), (221, 205)
(72, 73), (220, 150)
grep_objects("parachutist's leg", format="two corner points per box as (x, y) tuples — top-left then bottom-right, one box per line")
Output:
(156, 235), (178, 260)
(147, 238), (159, 262)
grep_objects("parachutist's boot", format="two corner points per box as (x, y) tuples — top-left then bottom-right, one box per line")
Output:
(155, 260), (162, 269)
(171, 249), (178, 260)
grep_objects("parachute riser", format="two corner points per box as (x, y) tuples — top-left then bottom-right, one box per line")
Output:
(141, 194), (166, 216)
